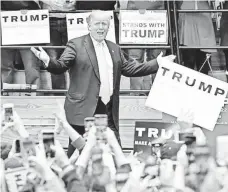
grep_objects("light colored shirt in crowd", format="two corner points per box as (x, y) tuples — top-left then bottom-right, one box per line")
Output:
(41, 0), (76, 18)
(119, 0), (129, 9)
(91, 35), (114, 103)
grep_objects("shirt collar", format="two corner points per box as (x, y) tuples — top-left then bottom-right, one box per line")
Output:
(90, 34), (105, 46)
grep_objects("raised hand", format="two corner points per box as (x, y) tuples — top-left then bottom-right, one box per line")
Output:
(53, 112), (67, 134)
(30, 46), (50, 67)
(1, 110), (29, 138)
(157, 51), (176, 66)
(177, 108), (194, 131)
(50, 140), (70, 169)
(28, 145), (52, 178)
(54, 100), (66, 134)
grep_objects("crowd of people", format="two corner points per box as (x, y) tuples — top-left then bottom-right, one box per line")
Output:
(1, 105), (228, 192)
(1, 0), (228, 95)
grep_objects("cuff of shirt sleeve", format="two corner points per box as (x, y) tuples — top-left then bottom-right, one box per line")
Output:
(60, 164), (75, 180)
(119, 163), (132, 173)
(43, 57), (50, 68)
(71, 137), (86, 151)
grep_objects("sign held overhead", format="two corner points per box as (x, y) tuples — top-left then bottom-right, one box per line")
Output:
(145, 60), (228, 131)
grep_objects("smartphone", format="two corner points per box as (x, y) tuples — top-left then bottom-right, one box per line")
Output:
(41, 130), (55, 158)
(21, 138), (36, 160)
(15, 139), (21, 153)
(84, 117), (95, 130)
(3, 103), (14, 123)
(178, 132), (196, 145)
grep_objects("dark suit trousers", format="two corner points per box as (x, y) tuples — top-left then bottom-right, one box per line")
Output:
(67, 97), (121, 157)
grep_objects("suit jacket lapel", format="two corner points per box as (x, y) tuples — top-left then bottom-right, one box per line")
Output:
(84, 34), (100, 82)
(106, 41), (118, 89)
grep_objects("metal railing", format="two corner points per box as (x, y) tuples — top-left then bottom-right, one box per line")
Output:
(173, 1), (228, 64)
(2, 1), (228, 94)
(1, 45), (171, 49)
(1, 89), (150, 94)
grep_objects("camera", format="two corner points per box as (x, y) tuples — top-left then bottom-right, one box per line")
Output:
(15, 139), (21, 154)
(178, 132), (196, 145)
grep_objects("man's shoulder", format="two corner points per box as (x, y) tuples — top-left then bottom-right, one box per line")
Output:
(67, 35), (88, 45)
(106, 39), (118, 46)
(105, 39), (120, 50)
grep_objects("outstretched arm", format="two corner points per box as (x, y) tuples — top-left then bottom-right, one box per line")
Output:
(120, 49), (176, 77)
(120, 49), (159, 77)
(31, 40), (77, 74)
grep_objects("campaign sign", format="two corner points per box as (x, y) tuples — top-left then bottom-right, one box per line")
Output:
(1, 10), (50, 45)
(145, 60), (228, 131)
(66, 11), (116, 43)
(134, 122), (174, 160)
(5, 167), (27, 192)
(216, 135), (228, 165)
(119, 10), (168, 44)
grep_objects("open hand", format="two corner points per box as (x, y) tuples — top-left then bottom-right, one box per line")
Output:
(28, 145), (52, 178)
(50, 140), (70, 169)
(31, 46), (50, 67)
(157, 51), (176, 66)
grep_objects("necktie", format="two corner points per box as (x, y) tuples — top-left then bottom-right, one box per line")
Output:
(97, 42), (111, 105)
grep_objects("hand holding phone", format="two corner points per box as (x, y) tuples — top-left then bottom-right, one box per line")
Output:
(41, 130), (56, 158)
(3, 103), (14, 123)
(21, 138), (36, 165)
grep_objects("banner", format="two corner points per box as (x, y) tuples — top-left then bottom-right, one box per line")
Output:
(145, 60), (228, 131)
(134, 122), (175, 160)
(1, 10), (50, 45)
(66, 11), (116, 43)
(119, 10), (168, 44)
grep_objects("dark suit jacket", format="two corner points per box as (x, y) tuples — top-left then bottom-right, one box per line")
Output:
(47, 34), (158, 132)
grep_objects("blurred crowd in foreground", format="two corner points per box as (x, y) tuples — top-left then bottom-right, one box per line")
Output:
(1, 104), (228, 192)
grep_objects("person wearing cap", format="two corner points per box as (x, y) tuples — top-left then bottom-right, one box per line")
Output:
(31, 10), (176, 157)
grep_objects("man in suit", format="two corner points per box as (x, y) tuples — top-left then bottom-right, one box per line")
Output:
(31, 11), (175, 157)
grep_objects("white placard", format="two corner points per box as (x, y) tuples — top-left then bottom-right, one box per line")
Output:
(1, 10), (50, 45)
(216, 135), (228, 163)
(119, 10), (168, 44)
(66, 11), (116, 43)
(5, 167), (27, 192)
(145, 60), (228, 131)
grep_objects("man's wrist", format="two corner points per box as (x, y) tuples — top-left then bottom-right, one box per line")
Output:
(43, 167), (55, 181)
(71, 137), (85, 150)
(60, 159), (71, 169)
(43, 57), (50, 68)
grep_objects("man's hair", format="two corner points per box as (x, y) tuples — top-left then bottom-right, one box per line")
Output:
(86, 10), (111, 25)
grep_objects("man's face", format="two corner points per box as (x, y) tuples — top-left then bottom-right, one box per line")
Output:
(88, 14), (110, 42)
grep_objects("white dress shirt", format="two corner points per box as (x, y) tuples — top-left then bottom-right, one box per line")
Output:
(91, 36), (114, 102)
